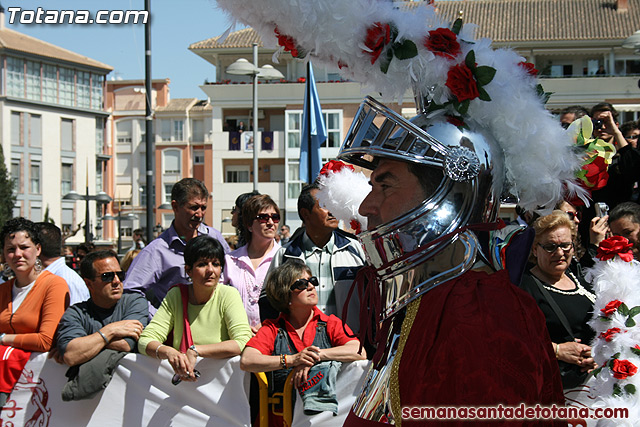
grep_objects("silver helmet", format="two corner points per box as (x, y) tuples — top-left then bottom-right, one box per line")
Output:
(337, 95), (504, 320)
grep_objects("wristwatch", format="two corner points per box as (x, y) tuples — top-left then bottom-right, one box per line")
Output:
(188, 344), (200, 358)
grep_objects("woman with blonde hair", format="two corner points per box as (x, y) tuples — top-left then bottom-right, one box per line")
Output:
(519, 210), (596, 391)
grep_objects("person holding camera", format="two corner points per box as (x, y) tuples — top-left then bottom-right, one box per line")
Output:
(579, 103), (640, 247)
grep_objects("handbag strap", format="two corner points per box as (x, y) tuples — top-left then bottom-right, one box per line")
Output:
(178, 284), (194, 353)
(531, 274), (576, 341)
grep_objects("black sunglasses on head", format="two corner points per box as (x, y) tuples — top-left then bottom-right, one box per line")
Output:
(98, 271), (126, 283)
(290, 276), (319, 291)
(255, 213), (280, 224)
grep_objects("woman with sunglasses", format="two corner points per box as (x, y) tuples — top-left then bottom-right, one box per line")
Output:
(519, 210), (596, 393)
(240, 260), (364, 424)
(0, 218), (69, 405)
(139, 236), (252, 383)
(223, 194), (281, 332)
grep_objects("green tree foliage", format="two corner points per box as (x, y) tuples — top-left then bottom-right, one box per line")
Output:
(0, 145), (17, 228)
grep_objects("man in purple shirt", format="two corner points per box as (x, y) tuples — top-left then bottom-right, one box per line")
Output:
(123, 178), (230, 314)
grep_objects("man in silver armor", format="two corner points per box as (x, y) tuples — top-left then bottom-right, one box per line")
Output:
(339, 97), (565, 426)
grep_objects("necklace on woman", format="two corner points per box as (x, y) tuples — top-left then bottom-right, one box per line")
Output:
(541, 270), (596, 304)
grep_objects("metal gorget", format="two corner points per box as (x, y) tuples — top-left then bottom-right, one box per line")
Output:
(351, 232), (479, 423)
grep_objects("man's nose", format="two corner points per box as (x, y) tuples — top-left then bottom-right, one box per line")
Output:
(358, 191), (378, 217)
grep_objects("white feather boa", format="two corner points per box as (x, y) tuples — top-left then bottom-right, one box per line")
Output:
(585, 256), (640, 426)
(215, 0), (585, 211)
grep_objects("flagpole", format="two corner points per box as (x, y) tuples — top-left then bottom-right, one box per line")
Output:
(306, 62), (312, 183)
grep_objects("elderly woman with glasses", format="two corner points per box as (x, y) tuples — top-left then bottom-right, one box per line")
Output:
(223, 194), (281, 332)
(519, 210), (596, 392)
(241, 260), (364, 395)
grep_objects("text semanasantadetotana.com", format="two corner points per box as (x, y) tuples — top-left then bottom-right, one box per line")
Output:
(7, 7), (148, 25)
(402, 404), (629, 420)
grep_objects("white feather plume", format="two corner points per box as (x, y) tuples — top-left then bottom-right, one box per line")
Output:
(215, 0), (584, 211)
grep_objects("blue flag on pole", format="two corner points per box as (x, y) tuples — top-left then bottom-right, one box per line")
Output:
(299, 64), (327, 183)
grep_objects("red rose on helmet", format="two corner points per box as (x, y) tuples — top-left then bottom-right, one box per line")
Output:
(599, 327), (621, 342)
(611, 359), (638, 380)
(424, 28), (461, 59)
(601, 300), (623, 316)
(518, 61), (538, 76)
(364, 22), (391, 65)
(597, 236), (634, 262)
(275, 27), (299, 58)
(446, 63), (480, 102)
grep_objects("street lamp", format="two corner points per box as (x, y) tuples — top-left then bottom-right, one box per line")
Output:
(63, 188), (113, 244)
(102, 212), (138, 254)
(226, 43), (284, 191)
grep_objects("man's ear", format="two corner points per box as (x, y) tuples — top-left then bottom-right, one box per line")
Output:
(299, 208), (310, 224)
(83, 278), (93, 292)
(171, 200), (179, 213)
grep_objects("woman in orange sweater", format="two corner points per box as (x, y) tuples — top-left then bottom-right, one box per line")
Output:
(0, 218), (69, 405)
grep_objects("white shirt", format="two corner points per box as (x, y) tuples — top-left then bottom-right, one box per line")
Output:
(12, 281), (35, 313)
(45, 257), (90, 305)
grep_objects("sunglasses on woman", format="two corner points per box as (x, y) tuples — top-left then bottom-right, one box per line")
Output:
(99, 271), (126, 283)
(255, 213), (280, 224)
(538, 242), (573, 253)
(290, 276), (319, 291)
(564, 211), (580, 221)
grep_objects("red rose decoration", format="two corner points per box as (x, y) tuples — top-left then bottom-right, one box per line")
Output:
(446, 63), (480, 102)
(518, 61), (538, 76)
(364, 22), (391, 65)
(446, 115), (465, 128)
(319, 160), (355, 177)
(424, 28), (461, 59)
(350, 219), (362, 235)
(600, 327), (621, 342)
(601, 300), (623, 316)
(611, 359), (638, 380)
(274, 27), (299, 58)
(582, 156), (609, 191)
(597, 236), (634, 262)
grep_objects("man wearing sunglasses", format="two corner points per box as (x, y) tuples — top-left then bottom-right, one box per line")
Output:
(54, 250), (148, 390)
(264, 183), (366, 331)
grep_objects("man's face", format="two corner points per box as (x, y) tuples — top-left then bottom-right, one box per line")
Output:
(623, 128), (639, 149)
(359, 159), (428, 231)
(302, 189), (339, 234)
(610, 216), (640, 260)
(592, 110), (616, 142)
(172, 196), (207, 235)
(86, 257), (125, 308)
(560, 113), (575, 129)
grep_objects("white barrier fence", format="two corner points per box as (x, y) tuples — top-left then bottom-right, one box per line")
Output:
(0, 353), (369, 427)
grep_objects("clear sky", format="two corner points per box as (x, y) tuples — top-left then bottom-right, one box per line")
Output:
(5, 0), (238, 99)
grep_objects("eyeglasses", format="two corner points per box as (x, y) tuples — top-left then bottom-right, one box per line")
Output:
(255, 213), (280, 224)
(290, 276), (319, 291)
(98, 271), (126, 283)
(231, 206), (237, 214)
(626, 134), (639, 140)
(560, 122), (570, 130)
(538, 242), (573, 253)
(564, 211), (580, 221)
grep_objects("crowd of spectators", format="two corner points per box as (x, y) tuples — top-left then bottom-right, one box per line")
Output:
(0, 103), (639, 420)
